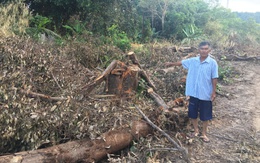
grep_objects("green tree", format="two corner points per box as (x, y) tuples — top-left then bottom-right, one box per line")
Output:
(139, 0), (174, 34)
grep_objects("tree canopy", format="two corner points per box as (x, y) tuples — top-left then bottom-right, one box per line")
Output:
(1, 0), (260, 47)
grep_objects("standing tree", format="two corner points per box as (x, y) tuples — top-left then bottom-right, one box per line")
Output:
(138, 0), (174, 33)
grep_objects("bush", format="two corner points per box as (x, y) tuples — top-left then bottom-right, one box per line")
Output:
(107, 24), (131, 52)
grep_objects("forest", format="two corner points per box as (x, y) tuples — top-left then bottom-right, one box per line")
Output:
(1, 0), (260, 48)
(235, 12), (260, 23)
(0, 0), (260, 162)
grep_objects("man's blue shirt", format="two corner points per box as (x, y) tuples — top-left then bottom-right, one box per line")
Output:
(181, 56), (218, 101)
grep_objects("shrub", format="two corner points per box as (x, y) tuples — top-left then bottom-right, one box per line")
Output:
(107, 24), (131, 52)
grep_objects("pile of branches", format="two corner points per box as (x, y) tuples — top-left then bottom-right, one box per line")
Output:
(0, 37), (127, 154)
(0, 37), (195, 162)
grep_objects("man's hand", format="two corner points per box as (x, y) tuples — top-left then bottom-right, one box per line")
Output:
(165, 62), (173, 67)
(211, 92), (216, 101)
(211, 78), (218, 101)
(164, 61), (182, 67)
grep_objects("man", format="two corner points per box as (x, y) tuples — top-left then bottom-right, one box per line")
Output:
(165, 41), (218, 142)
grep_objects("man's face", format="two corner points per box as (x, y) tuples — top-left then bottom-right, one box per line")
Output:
(199, 45), (211, 57)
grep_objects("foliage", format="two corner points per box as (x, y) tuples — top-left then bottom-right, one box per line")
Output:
(25, 14), (61, 42)
(138, 0), (175, 33)
(62, 19), (93, 41)
(181, 24), (204, 45)
(218, 59), (238, 84)
(63, 21), (90, 36)
(235, 12), (260, 23)
(0, 0), (31, 37)
(163, 0), (210, 40)
(218, 65), (232, 83)
(107, 24), (131, 52)
(1, 0), (258, 49)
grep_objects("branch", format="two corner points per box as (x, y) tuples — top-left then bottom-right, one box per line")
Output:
(51, 71), (63, 91)
(13, 87), (67, 101)
(139, 71), (157, 91)
(147, 148), (178, 152)
(134, 105), (190, 163)
(127, 52), (142, 69)
(80, 60), (119, 94)
(147, 88), (168, 110)
(208, 133), (238, 142)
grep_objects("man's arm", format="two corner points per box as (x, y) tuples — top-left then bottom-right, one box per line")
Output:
(211, 78), (218, 101)
(165, 61), (182, 67)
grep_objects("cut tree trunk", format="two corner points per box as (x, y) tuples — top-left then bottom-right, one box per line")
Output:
(80, 52), (169, 111)
(106, 62), (140, 96)
(82, 52), (157, 97)
(0, 121), (151, 163)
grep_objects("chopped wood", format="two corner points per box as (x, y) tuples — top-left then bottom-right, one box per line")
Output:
(0, 120), (152, 163)
(81, 54), (158, 97)
(106, 62), (139, 96)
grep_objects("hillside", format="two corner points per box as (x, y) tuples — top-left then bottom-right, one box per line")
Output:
(235, 12), (260, 23)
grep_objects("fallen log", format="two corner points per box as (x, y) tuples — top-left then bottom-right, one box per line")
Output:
(0, 120), (151, 163)
(221, 54), (260, 61)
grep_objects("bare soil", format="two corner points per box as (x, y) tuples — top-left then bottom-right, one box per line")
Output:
(188, 61), (260, 163)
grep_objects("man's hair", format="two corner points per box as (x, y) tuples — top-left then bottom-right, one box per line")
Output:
(199, 41), (211, 48)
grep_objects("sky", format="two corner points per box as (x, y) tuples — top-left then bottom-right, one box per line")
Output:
(219, 0), (260, 12)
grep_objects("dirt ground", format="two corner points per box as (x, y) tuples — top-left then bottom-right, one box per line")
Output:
(188, 61), (260, 163)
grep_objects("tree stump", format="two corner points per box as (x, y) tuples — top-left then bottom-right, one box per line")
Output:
(106, 61), (140, 97)
(81, 52), (168, 109)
